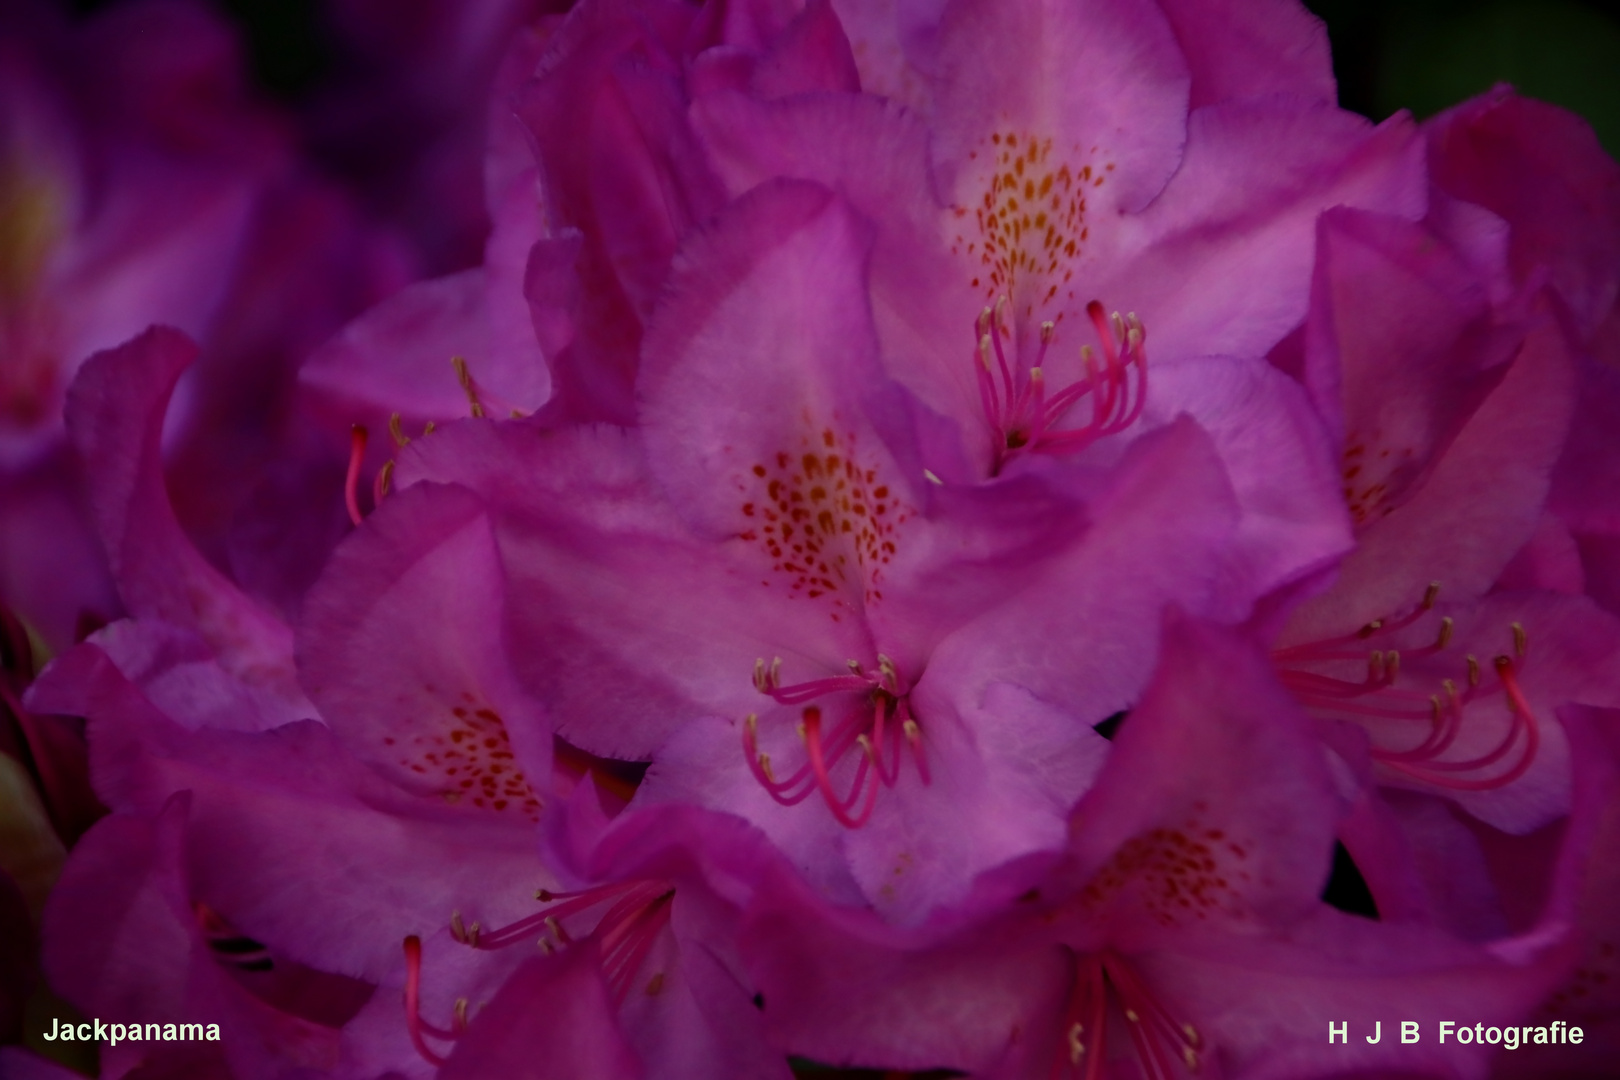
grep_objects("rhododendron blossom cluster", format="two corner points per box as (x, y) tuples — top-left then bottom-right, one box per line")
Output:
(3, 0), (1619, 1078)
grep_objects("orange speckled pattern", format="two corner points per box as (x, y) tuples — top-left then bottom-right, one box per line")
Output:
(736, 426), (910, 616)
(1341, 431), (1416, 526)
(952, 131), (1112, 321)
(382, 689), (542, 819)
(1079, 805), (1255, 926)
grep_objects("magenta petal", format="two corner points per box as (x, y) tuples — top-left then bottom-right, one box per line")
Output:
(1154, 0), (1334, 108)
(1063, 613), (1341, 942)
(397, 419), (872, 758)
(1428, 87), (1620, 341)
(1099, 104), (1426, 368)
(63, 328), (309, 720)
(1303, 207), (1512, 473)
(440, 950), (643, 1080)
(748, 0), (862, 98)
(925, 417), (1241, 722)
(740, 865), (1066, 1074)
(930, 0), (1189, 215)
(639, 178), (918, 539)
(1288, 297), (1578, 643)
(299, 480), (552, 819)
(31, 639), (545, 982)
(1134, 354), (1351, 609)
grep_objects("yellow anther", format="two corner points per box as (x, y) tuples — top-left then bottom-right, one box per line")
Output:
(1430, 695), (1442, 723)
(1443, 679), (1460, 709)
(1183, 1023), (1201, 1048)
(1125, 1008), (1141, 1022)
(1184, 1046), (1200, 1071)
(1068, 1022), (1085, 1065)
(1384, 650), (1400, 682)
(451, 910), (467, 942)
(903, 719), (921, 744)
(1080, 344), (1095, 365)
(770, 657), (782, 685)
(454, 998), (469, 1030)
(1127, 311), (1144, 335)
(1031, 366), (1044, 384)
(795, 722), (807, 741)
(1423, 582), (1441, 609)
(388, 412), (409, 447)
(759, 754), (775, 783)
(848, 659), (864, 674)
(1437, 617), (1454, 649)
(978, 335), (994, 370)
(1467, 655), (1481, 687)
(995, 294), (1011, 330)
(856, 734), (876, 762)
(1126, 326), (1143, 350)
(535, 888), (554, 901)
(376, 459), (395, 499)
(423, 420), (436, 435)
(1040, 320), (1056, 344)
(544, 916), (569, 944)
(978, 307), (993, 336)
(451, 356), (486, 418)
(1512, 622), (1527, 658)
(923, 469), (944, 486)
(1359, 619), (1384, 638)
(745, 713), (758, 738)
(538, 937), (554, 954)
(1110, 311), (1126, 342)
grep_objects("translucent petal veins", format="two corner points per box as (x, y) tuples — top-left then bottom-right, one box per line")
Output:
(1275, 585), (1543, 791)
(1053, 951), (1202, 1080)
(742, 655), (929, 828)
(975, 296), (1148, 473)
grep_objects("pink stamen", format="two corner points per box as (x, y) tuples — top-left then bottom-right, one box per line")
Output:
(1277, 586), (1542, 792)
(1053, 951), (1201, 1080)
(344, 425), (367, 526)
(973, 297), (1148, 472)
(803, 707), (880, 828)
(742, 656), (927, 826)
(403, 936), (449, 1066)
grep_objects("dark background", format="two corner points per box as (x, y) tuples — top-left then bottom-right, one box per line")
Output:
(67, 0), (1620, 158)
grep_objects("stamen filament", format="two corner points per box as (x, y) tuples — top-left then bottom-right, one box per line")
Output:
(345, 425), (367, 526)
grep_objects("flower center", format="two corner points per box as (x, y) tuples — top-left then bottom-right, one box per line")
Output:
(404, 880), (676, 1064)
(1274, 584), (1540, 792)
(741, 654), (930, 828)
(1056, 950), (1202, 1080)
(975, 296), (1147, 473)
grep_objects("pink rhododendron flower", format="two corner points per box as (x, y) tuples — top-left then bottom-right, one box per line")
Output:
(9, 0), (1620, 1076)
(690, 0), (1424, 482)
(391, 178), (1274, 919)
(740, 616), (1577, 1079)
